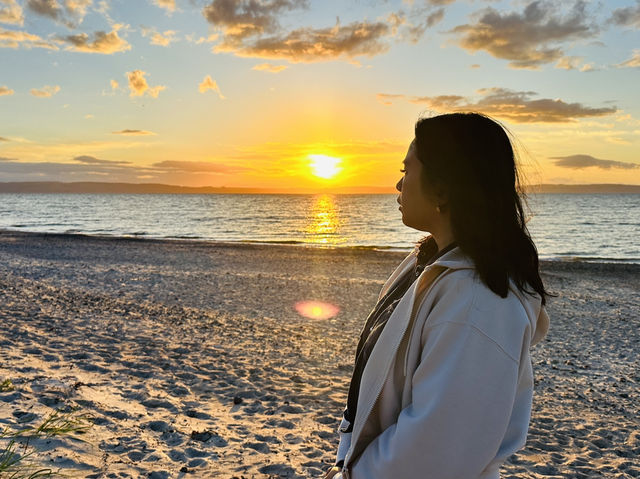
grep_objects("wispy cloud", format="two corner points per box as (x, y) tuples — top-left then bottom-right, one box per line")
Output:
(59, 27), (131, 54)
(449, 1), (597, 69)
(112, 129), (156, 136)
(377, 87), (617, 123)
(152, 0), (175, 13)
(0, 85), (14, 96)
(551, 154), (639, 170)
(73, 154), (131, 165)
(0, 27), (60, 49)
(198, 75), (225, 98)
(215, 19), (391, 62)
(201, 0), (440, 63)
(251, 63), (287, 73)
(617, 50), (640, 69)
(151, 160), (246, 173)
(185, 33), (219, 44)
(609, 0), (640, 29)
(0, 136), (9, 142)
(0, 0), (24, 25)
(127, 70), (166, 98)
(26, 0), (92, 27)
(30, 85), (61, 97)
(141, 26), (177, 46)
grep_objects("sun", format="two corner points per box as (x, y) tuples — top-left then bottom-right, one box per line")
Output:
(308, 154), (342, 179)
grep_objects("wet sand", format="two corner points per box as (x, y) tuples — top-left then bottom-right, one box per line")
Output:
(0, 230), (638, 478)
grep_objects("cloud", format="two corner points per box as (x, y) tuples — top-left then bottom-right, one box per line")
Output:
(63, 0), (92, 24)
(0, 155), (18, 161)
(72, 154), (132, 165)
(30, 85), (61, 97)
(0, 0), (24, 25)
(251, 63), (287, 73)
(0, 27), (60, 49)
(551, 154), (639, 170)
(216, 20), (392, 62)
(617, 50), (640, 68)
(152, 0), (175, 13)
(449, 1), (597, 69)
(26, 0), (92, 27)
(0, 85), (14, 95)
(126, 70), (166, 98)
(112, 129), (156, 136)
(151, 160), (246, 173)
(26, 0), (62, 20)
(0, 136), (9, 141)
(198, 75), (225, 98)
(388, 6), (445, 43)
(203, 0), (308, 40)
(141, 26), (177, 46)
(202, 0), (437, 63)
(60, 28), (131, 53)
(110, 79), (118, 90)
(609, 0), (640, 29)
(376, 93), (406, 106)
(377, 87), (617, 123)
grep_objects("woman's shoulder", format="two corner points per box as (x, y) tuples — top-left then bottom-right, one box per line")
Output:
(424, 266), (533, 360)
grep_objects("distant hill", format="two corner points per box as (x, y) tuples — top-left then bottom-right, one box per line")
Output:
(0, 181), (639, 194)
(526, 184), (640, 194)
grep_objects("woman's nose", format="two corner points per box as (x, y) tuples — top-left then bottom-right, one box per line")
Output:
(396, 177), (403, 192)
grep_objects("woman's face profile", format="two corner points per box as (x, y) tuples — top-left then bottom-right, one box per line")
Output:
(396, 142), (439, 232)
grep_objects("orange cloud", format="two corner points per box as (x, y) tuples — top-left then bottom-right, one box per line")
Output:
(126, 70), (166, 98)
(60, 28), (131, 54)
(30, 85), (61, 97)
(215, 20), (391, 62)
(141, 26), (178, 46)
(202, 0), (437, 63)
(0, 27), (59, 49)
(152, 0), (175, 13)
(198, 75), (225, 98)
(617, 50), (640, 69)
(377, 87), (617, 123)
(0, 85), (14, 96)
(0, 0), (23, 25)
(252, 63), (287, 73)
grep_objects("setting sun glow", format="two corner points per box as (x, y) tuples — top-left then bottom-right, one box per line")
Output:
(308, 155), (343, 180)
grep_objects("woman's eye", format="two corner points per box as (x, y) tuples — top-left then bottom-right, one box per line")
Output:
(400, 169), (406, 173)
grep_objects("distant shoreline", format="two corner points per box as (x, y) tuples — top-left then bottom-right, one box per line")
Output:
(1, 181), (640, 194)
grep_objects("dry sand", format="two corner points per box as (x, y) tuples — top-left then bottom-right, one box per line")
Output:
(0, 230), (638, 478)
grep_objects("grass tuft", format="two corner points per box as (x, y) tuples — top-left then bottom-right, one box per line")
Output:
(0, 379), (15, 392)
(0, 409), (93, 478)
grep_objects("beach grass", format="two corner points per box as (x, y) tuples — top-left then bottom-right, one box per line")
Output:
(0, 409), (93, 478)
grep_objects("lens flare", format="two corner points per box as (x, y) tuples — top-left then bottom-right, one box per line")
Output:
(294, 300), (340, 320)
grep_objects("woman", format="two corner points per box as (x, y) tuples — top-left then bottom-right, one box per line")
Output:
(325, 113), (550, 479)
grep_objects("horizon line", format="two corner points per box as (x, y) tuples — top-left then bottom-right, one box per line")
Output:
(1, 181), (640, 194)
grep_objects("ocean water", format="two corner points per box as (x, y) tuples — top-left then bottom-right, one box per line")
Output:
(0, 193), (638, 263)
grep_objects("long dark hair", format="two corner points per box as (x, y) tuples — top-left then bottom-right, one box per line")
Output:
(414, 112), (549, 305)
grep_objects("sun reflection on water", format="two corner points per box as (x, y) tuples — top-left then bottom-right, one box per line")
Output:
(304, 194), (343, 245)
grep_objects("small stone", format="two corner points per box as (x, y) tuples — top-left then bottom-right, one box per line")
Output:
(233, 396), (243, 405)
(190, 430), (213, 442)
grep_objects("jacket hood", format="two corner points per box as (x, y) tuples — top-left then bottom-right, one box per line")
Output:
(430, 246), (549, 347)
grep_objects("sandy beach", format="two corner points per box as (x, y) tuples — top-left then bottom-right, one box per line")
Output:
(0, 230), (639, 478)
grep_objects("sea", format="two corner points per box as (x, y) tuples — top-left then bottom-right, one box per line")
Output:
(0, 193), (638, 263)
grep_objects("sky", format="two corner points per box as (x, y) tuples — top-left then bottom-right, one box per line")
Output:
(0, 0), (639, 191)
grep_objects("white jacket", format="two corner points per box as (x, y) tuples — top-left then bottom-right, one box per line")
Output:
(334, 246), (549, 479)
